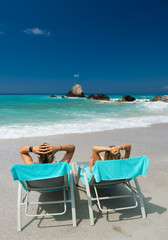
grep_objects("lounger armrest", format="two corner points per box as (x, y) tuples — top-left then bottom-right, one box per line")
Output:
(72, 163), (91, 187)
(78, 165), (91, 187)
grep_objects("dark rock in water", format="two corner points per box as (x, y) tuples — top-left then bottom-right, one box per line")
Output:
(151, 95), (168, 102)
(87, 93), (110, 101)
(66, 84), (85, 97)
(62, 96), (65, 98)
(150, 95), (162, 101)
(162, 95), (168, 102)
(50, 95), (57, 98)
(87, 94), (95, 99)
(93, 93), (110, 101)
(122, 95), (136, 101)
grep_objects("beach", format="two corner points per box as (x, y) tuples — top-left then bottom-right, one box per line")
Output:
(1, 0), (168, 238)
(1, 123), (168, 240)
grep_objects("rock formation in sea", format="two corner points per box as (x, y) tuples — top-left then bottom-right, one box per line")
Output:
(150, 95), (162, 101)
(49, 95), (57, 97)
(87, 93), (110, 101)
(162, 95), (168, 102)
(150, 95), (168, 102)
(66, 84), (85, 97)
(87, 94), (95, 99)
(122, 95), (136, 101)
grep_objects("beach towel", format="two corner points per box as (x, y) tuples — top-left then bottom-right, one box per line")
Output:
(11, 162), (72, 190)
(78, 155), (150, 185)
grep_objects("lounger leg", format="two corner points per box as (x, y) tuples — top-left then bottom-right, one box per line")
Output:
(17, 182), (22, 231)
(82, 168), (94, 226)
(86, 184), (94, 226)
(70, 173), (77, 227)
(134, 178), (146, 219)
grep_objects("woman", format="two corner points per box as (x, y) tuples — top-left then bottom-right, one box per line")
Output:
(90, 144), (131, 172)
(20, 143), (75, 164)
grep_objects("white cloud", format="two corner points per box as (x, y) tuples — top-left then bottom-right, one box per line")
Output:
(23, 28), (50, 36)
(74, 74), (80, 78)
(0, 31), (4, 34)
(163, 86), (168, 90)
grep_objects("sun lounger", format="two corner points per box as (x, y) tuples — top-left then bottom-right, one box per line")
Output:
(72, 155), (150, 225)
(11, 162), (77, 231)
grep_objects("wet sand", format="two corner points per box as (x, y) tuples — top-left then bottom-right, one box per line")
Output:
(1, 123), (168, 240)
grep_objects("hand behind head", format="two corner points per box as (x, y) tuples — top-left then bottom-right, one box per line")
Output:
(110, 146), (119, 155)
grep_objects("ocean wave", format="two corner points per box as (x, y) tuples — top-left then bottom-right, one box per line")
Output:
(109, 98), (150, 103)
(1, 115), (168, 139)
(143, 101), (168, 111)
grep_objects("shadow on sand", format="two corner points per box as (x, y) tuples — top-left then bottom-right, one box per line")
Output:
(22, 183), (167, 230)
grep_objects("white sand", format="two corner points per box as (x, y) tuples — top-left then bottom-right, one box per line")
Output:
(1, 123), (168, 240)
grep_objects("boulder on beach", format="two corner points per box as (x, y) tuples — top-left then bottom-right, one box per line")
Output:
(87, 93), (110, 101)
(150, 95), (168, 102)
(122, 95), (136, 101)
(66, 84), (85, 97)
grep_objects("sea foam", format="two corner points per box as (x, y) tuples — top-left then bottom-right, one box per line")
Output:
(0, 94), (168, 139)
(0, 115), (168, 139)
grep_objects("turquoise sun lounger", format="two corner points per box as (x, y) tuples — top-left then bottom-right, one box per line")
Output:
(72, 155), (150, 225)
(11, 162), (77, 231)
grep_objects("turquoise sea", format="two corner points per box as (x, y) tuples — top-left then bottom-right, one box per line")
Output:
(0, 94), (168, 139)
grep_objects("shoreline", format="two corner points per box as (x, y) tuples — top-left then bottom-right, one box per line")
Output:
(1, 122), (167, 164)
(0, 122), (168, 142)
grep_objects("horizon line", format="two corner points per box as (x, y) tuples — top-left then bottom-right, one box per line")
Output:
(0, 92), (167, 95)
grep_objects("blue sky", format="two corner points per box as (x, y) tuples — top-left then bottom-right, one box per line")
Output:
(0, 0), (168, 94)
